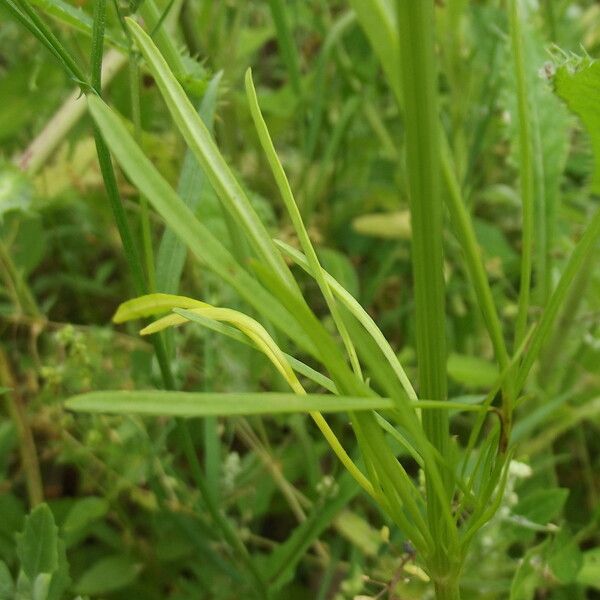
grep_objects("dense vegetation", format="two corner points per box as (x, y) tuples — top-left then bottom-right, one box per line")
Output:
(1, 1), (599, 598)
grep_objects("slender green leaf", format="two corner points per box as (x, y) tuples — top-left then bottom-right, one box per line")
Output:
(126, 18), (298, 294)
(275, 239), (416, 400)
(245, 69), (362, 379)
(66, 391), (396, 416)
(156, 72), (223, 294)
(509, 0), (535, 348)
(86, 95), (315, 355)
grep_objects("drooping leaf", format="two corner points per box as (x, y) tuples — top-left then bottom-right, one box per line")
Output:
(113, 293), (208, 323)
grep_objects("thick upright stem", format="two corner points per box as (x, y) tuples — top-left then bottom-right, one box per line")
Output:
(397, 0), (448, 442)
(397, 5), (448, 466)
(397, 1), (457, 591)
(435, 578), (461, 600)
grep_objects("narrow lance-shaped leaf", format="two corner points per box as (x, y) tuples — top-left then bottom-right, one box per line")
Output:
(275, 239), (417, 401)
(86, 94), (315, 355)
(65, 391), (397, 416)
(114, 293), (375, 496)
(245, 68), (363, 380)
(156, 71), (223, 294)
(125, 17), (298, 295)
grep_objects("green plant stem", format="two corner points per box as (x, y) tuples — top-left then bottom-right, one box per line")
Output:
(397, 0), (455, 586)
(12, 0), (88, 85)
(441, 146), (509, 373)
(129, 56), (157, 291)
(509, 0), (535, 350)
(434, 579), (461, 600)
(137, 0), (186, 81)
(397, 0), (448, 439)
(267, 0), (302, 96)
(0, 348), (44, 508)
(18, 49), (126, 175)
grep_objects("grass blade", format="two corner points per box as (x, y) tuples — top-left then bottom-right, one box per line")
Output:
(156, 72), (223, 294)
(275, 239), (417, 401)
(126, 17), (298, 295)
(86, 94), (315, 355)
(65, 391), (397, 416)
(509, 0), (535, 349)
(441, 142), (509, 374)
(267, 0), (302, 96)
(245, 69), (362, 379)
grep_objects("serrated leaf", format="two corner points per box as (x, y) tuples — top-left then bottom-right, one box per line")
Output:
(46, 539), (69, 600)
(554, 58), (600, 193)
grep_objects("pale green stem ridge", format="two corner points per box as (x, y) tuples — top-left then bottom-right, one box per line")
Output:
(509, 0), (535, 349)
(397, 0), (459, 588)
